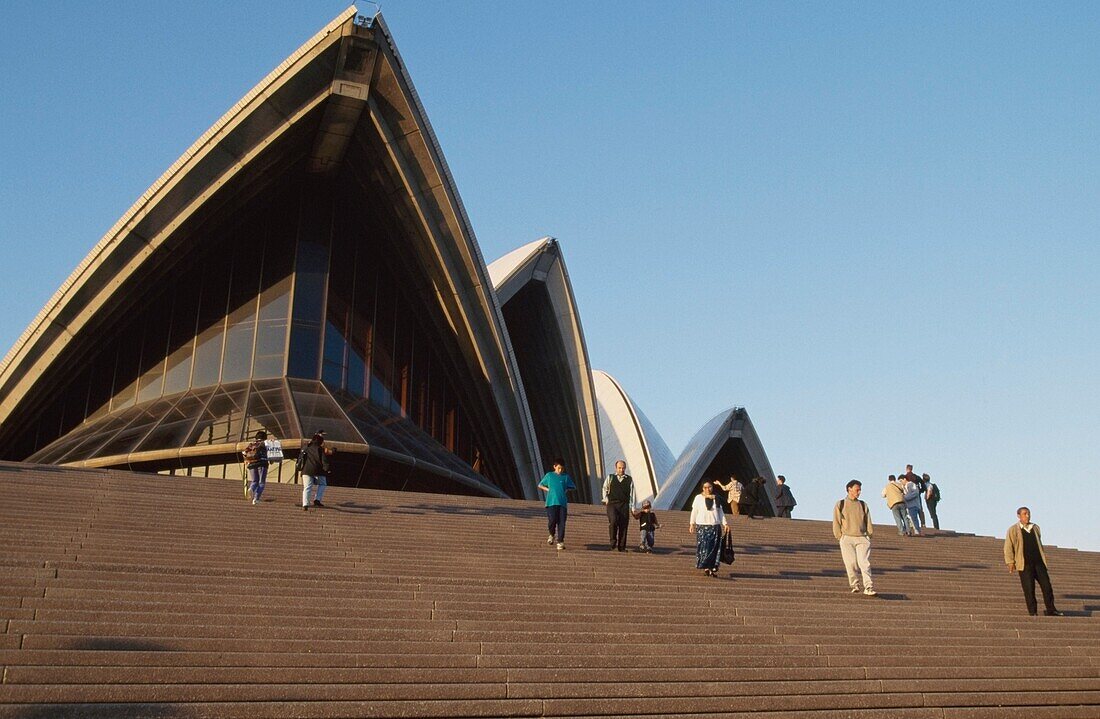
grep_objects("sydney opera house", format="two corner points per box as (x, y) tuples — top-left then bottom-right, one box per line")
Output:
(0, 7), (777, 512)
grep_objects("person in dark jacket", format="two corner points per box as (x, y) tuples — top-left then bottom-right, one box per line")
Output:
(773, 476), (797, 518)
(745, 476), (769, 518)
(923, 474), (941, 530)
(299, 432), (330, 510)
(243, 430), (269, 505)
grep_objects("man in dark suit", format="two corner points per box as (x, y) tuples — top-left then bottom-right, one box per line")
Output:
(773, 475), (797, 518)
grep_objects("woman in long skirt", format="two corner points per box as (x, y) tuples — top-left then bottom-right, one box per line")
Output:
(689, 481), (729, 576)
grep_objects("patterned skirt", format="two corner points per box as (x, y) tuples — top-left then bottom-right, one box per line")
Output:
(696, 525), (722, 570)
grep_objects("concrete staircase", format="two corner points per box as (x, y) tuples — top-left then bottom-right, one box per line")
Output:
(0, 462), (1097, 718)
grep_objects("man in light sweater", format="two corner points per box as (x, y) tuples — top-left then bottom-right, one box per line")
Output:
(833, 480), (876, 596)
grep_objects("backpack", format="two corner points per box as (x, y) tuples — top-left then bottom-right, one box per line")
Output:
(242, 441), (262, 463)
(930, 484), (941, 502)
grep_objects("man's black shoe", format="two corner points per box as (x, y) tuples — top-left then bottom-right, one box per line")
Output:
(313, 500), (324, 507)
(1044, 610), (1064, 616)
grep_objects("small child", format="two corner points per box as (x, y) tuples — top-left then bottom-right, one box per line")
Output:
(635, 500), (661, 552)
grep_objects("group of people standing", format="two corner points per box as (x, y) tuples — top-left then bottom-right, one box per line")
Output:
(881, 465), (941, 536)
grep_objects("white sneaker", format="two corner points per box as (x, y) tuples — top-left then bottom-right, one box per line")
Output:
(556, 542), (564, 550)
(252, 498), (259, 505)
(864, 588), (877, 596)
(547, 534), (554, 544)
(850, 587), (860, 593)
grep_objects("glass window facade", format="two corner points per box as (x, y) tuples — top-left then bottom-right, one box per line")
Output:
(18, 162), (519, 497)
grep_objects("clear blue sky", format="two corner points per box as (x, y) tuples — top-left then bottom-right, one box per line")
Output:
(2, 2), (1097, 551)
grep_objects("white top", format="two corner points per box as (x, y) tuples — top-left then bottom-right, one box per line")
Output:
(689, 494), (728, 526)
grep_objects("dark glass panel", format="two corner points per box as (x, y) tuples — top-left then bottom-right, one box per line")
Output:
(109, 322), (143, 412)
(288, 378), (362, 443)
(92, 395), (181, 458)
(346, 260), (375, 399)
(338, 394), (408, 454)
(28, 420), (101, 464)
(393, 304), (413, 416)
(334, 391), (484, 483)
(370, 267), (395, 410)
(408, 330), (428, 427)
(243, 380), (298, 441)
(134, 389), (212, 452)
(251, 197), (296, 380)
(427, 355), (444, 444)
(321, 319), (347, 390)
(287, 238), (329, 380)
(288, 185), (335, 381)
(221, 239), (262, 383)
(84, 352), (115, 423)
(186, 381), (250, 446)
(191, 260), (232, 389)
(254, 273), (291, 379)
(323, 215), (357, 392)
(162, 274), (201, 395)
(52, 405), (147, 463)
(136, 300), (172, 403)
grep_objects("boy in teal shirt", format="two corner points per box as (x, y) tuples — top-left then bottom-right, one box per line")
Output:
(538, 459), (576, 550)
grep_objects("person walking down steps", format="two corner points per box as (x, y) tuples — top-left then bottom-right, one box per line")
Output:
(538, 459), (576, 551)
(833, 480), (876, 596)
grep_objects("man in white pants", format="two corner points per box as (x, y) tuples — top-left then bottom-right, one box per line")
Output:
(832, 480), (876, 596)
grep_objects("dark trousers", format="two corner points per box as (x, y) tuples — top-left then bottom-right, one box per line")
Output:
(1019, 562), (1057, 615)
(607, 502), (630, 549)
(927, 500), (940, 530)
(777, 506), (792, 518)
(546, 505), (567, 543)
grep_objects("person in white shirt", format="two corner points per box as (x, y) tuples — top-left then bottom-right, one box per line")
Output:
(688, 481), (729, 577)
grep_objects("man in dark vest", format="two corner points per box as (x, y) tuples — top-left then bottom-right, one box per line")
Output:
(1004, 507), (1062, 616)
(602, 460), (637, 552)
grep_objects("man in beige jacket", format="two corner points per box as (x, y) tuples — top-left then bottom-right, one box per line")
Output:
(1004, 507), (1062, 616)
(833, 480), (875, 596)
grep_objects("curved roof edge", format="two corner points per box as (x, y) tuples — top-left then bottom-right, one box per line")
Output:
(652, 406), (778, 511)
(488, 238), (603, 497)
(592, 370), (675, 502)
